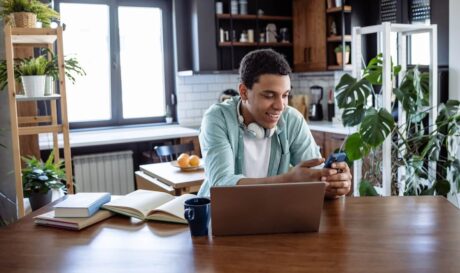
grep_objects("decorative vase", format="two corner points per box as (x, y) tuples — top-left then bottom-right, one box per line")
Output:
(44, 76), (53, 96)
(21, 75), (46, 97)
(28, 190), (52, 211)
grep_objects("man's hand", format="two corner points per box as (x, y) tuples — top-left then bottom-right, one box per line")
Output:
(322, 162), (352, 199)
(284, 158), (338, 183)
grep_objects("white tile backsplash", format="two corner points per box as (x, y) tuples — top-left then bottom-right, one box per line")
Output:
(176, 72), (340, 127)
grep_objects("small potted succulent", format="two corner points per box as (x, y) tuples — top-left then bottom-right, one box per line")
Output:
(22, 152), (66, 211)
(0, 0), (60, 28)
(334, 44), (350, 66)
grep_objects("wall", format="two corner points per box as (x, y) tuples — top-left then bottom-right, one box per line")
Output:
(449, 0), (460, 100)
(176, 72), (337, 127)
(0, 21), (17, 224)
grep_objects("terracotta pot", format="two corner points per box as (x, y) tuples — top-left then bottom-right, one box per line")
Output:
(336, 51), (350, 65)
(28, 190), (52, 211)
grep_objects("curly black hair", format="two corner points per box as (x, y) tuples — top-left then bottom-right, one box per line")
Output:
(239, 49), (291, 89)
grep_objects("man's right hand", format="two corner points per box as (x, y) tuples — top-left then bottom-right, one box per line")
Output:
(284, 158), (338, 182)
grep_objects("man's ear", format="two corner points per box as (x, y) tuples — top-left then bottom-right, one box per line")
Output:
(239, 83), (248, 100)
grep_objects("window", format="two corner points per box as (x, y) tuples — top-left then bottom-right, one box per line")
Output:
(56, 0), (174, 128)
(409, 0), (431, 65)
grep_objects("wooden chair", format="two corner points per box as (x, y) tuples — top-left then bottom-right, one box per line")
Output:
(143, 143), (195, 163)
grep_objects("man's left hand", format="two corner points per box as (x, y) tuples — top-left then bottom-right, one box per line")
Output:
(322, 162), (352, 199)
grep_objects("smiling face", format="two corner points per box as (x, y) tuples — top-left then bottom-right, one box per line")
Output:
(239, 74), (291, 129)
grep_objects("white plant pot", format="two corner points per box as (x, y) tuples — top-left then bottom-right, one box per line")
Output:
(21, 75), (46, 97)
(44, 76), (53, 96)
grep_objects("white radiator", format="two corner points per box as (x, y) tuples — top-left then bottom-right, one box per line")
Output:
(73, 151), (134, 195)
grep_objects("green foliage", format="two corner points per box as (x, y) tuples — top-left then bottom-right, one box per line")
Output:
(335, 54), (460, 197)
(41, 48), (86, 84)
(0, 51), (86, 89)
(0, 0), (60, 27)
(334, 44), (350, 53)
(22, 152), (66, 198)
(359, 179), (380, 196)
(0, 59), (21, 91)
(18, 55), (48, 76)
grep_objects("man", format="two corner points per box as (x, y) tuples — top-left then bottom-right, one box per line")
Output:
(198, 49), (351, 198)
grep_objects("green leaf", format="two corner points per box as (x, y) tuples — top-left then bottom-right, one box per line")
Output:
(344, 132), (370, 160)
(359, 179), (380, 196)
(362, 54), (383, 85)
(335, 74), (372, 109)
(342, 105), (366, 127)
(359, 108), (395, 147)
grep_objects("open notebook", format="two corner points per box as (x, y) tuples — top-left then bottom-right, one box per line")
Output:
(103, 190), (196, 224)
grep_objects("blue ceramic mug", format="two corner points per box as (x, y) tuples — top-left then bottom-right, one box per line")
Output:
(184, 197), (211, 236)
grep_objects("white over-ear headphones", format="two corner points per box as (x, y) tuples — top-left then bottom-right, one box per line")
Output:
(237, 100), (275, 139)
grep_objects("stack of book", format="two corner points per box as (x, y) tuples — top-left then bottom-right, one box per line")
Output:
(34, 192), (112, 230)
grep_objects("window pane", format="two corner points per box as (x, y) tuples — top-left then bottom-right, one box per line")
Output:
(118, 7), (166, 119)
(410, 20), (430, 65)
(60, 3), (112, 122)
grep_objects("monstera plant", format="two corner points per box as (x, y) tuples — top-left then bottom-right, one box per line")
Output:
(335, 54), (460, 197)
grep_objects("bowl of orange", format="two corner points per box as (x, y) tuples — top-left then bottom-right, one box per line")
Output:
(171, 153), (203, 171)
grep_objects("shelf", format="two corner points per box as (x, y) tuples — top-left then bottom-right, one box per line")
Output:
(328, 64), (352, 71)
(326, 6), (352, 13)
(219, 42), (292, 47)
(327, 35), (352, 42)
(16, 94), (61, 101)
(216, 14), (292, 21)
(11, 28), (58, 44)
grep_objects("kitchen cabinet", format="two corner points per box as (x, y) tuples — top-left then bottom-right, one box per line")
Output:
(293, 0), (327, 72)
(214, 0), (293, 70)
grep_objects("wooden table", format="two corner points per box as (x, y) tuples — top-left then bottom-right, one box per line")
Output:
(135, 162), (205, 195)
(1, 196), (460, 273)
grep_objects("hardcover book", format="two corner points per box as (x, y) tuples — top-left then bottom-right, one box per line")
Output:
(102, 190), (196, 224)
(54, 192), (111, 218)
(34, 210), (114, 231)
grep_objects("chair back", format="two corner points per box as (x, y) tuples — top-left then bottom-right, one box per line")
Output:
(154, 143), (195, 162)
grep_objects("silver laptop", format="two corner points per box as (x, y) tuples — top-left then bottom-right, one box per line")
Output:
(210, 182), (326, 236)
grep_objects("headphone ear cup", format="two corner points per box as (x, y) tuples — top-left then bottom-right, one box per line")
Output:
(247, 123), (265, 139)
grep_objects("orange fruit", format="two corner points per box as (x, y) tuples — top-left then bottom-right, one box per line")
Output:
(189, 155), (200, 167)
(177, 153), (190, 168)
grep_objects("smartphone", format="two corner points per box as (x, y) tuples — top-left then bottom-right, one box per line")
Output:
(324, 152), (347, 168)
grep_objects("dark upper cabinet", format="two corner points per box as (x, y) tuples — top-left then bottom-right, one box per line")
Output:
(175, 0), (218, 72)
(293, 0), (327, 72)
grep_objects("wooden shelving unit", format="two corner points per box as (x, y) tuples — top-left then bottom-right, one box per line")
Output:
(325, 4), (352, 71)
(218, 42), (292, 47)
(216, 14), (292, 21)
(326, 5), (352, 13)
(215, 0), (293, 70)
(4, 26), (73, 218)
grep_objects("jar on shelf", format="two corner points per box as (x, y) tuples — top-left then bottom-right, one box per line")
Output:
(239, 0), (247, 15)
(230, 0), (238, 15)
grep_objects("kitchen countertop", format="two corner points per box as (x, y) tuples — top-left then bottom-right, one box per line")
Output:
(39, 124), (199, 150)
(307, 120), (356, 135)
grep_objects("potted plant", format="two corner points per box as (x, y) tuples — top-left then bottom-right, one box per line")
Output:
(17, 55), (48, 97)
(334, 44), (350, 65)
(42, 49), (86, 95)
(335, 53), (460, 197)
(0, 0), (59, 28)
(22, 152), (66, 211)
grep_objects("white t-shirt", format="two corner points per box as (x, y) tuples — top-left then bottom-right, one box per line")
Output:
(242, 133), (272, 178)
